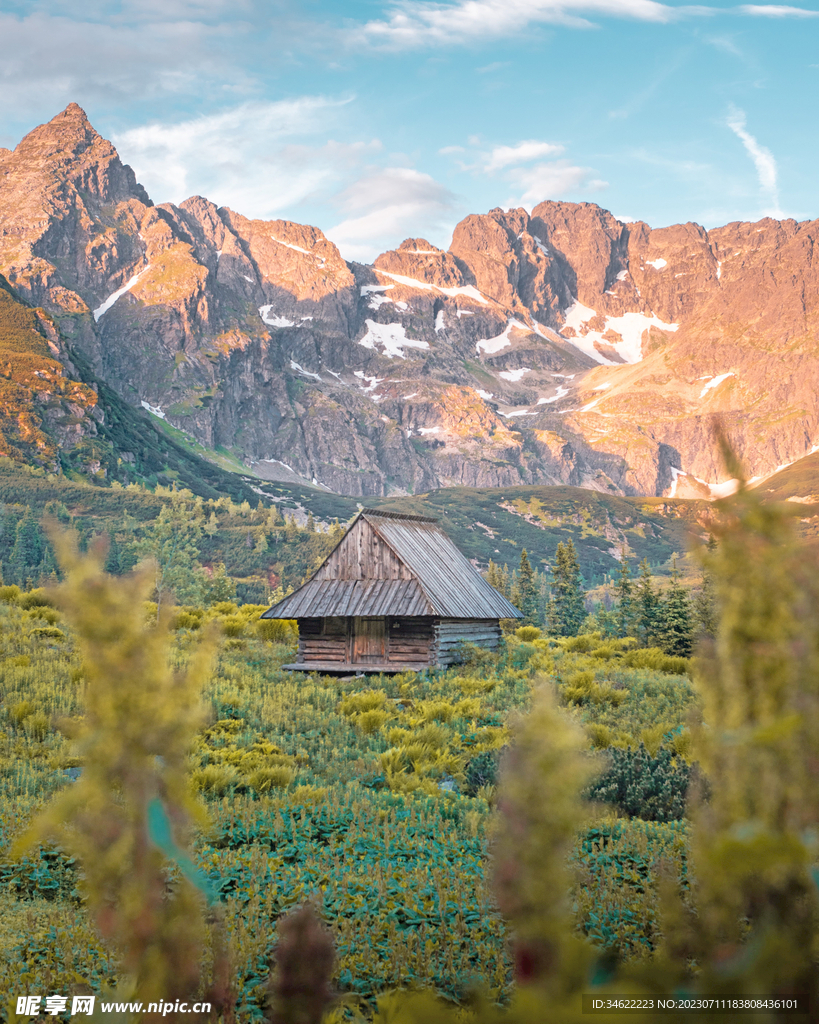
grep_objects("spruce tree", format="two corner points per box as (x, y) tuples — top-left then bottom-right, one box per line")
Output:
(10, 508), (44, 585)
(550, 539), (585, 636)
(515, 549), (538, 624)
(614, 559), (636, 638)
(657, 559), (693, 656)
(636, 558), (660, 647)
(694, 535), (718, 640)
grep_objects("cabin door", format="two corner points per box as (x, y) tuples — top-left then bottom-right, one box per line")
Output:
(351, 617), (386, 664)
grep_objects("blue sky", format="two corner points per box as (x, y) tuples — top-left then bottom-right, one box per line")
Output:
(1, 0), (817, 260)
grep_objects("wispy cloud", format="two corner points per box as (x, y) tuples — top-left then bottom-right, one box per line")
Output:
(737, 4), (819, 15)
(440, 135), (606, 209)
(484, 140), (564, 171)
(506, 161), (608, 206)
(113, 98), (377, 216)
(357, 0), (677, 49)
(726, 105), (783, 217)
(325, 167), (459, 262)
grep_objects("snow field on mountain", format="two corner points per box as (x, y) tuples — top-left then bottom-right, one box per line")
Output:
(93, 267), (151, 321)
(258, 306), (294, 328)
(561, 301), (679, 364)
(698, 372), (736, 398)
(376, 270), (489, 304)
(358, 320), (430, 359)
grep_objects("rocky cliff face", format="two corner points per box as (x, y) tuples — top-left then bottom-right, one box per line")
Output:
(1, 104), (817, 498)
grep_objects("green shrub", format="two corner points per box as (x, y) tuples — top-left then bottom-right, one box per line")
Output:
(0, 584), (20, 602)
(585, 742), (696, 821)
(220, 615), (245, 637)
(18, 589), (53, 609)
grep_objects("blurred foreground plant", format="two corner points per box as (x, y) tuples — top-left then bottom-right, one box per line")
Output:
(12, 533), (216, 1017)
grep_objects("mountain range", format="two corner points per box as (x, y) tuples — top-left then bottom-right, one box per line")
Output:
(1, 103), (818, 504)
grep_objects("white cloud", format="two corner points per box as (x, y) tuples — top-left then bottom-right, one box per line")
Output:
(325, 167), (459, 262)
(737, 4), (819, 14)
(506, 160), (608, 207)
(113, 98), (375, 215)
(726, 105), (783, 217)
(358, 0), (677, 48)
(484, 140), (565, 171)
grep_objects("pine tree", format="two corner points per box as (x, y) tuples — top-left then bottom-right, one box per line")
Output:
(306, 511), (315, 533)
(657, 559), (693, 656)
(104, 529), (121, 575)
(613, 559), (636, 638)
(486, 559), (501, 591)
(136, 493), (205, 610)
(550, 539), (585, 636)
(694, 535), (718, 640)
(203, 512), (219, 538)
(10, 508), (44, 585)
(515, 549), (538, 624)
(635, 558), (660, 647)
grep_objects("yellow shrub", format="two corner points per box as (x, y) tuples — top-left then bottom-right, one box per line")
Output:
(247, 766), (293, 792)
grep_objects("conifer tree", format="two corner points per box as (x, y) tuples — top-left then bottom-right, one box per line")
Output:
(306, 511), (315, 533)
(613, 558), (636, 638)
(10, 507), (44, 584)
(636, 558), (660, 647)
(550, 539), (585, 636)
(657, 558), (694, 656)
(515, 549), (538, 624)
(694, 535), (718, 640)
(104, 529), (121, 575)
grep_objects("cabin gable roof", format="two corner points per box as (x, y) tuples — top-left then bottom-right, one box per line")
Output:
(262, 509), (521, 620)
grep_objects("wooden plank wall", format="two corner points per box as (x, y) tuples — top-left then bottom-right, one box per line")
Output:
(433, 619), (501, 667)
(297, 618), (348, 665)
(317, 519), (413, 582)
(388, 617), (434, 666)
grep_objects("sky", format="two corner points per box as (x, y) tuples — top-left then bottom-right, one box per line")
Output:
(1, 0), (817, 261)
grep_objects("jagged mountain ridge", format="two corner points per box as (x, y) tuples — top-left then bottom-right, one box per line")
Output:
(1, 103), (818, 498)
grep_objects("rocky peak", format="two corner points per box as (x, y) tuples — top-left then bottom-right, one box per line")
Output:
(373, 237), (466, 288)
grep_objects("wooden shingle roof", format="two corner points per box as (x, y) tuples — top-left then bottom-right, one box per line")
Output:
(262, 508), (521, 620)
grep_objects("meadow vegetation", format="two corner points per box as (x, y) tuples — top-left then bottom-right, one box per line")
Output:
(0, 473), (816, 1022)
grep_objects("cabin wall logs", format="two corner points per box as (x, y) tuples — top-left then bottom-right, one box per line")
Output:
(294, 616), (500, 668)
(433, 619), (501, 667)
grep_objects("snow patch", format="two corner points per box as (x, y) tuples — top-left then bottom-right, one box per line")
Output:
(456, 309), (474, 318)
(716, 261), (722, 280)
(477, 322), (515, 354)
(417, 426), (440, 435)
(475, 389), (494, 401)
(242, 275), (254, 283)
(532, 235), (549, 255)
(94, 266), (150, 321)
(499, 409), (537, 418)
(646, 258), (667, 270)
(538, 386), (569, 405)
(290, 360), (321, 381)
(141, 400), (165, 420)
(698, 372), (735, 398)
(376, 270), (489, 305)
(498, 367), (531, 382)
(561, 300), (678, 364)
(358, 320), (430, 359)
(271, 236), (326, 264)
(259, 306), (294, 328)
(434, 310), (446, 333)
(354, 370), (385, 392)
(668, 466), (685, 498)
(616, 269), (628, 281)
(361, 284), (393, 296)
(404, 392), (418, 399)
(593, 382), (612, 391)
(215, 250), (222, 261)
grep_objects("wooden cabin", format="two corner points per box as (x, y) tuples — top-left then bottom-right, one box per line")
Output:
(262, 508), (521, 673)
